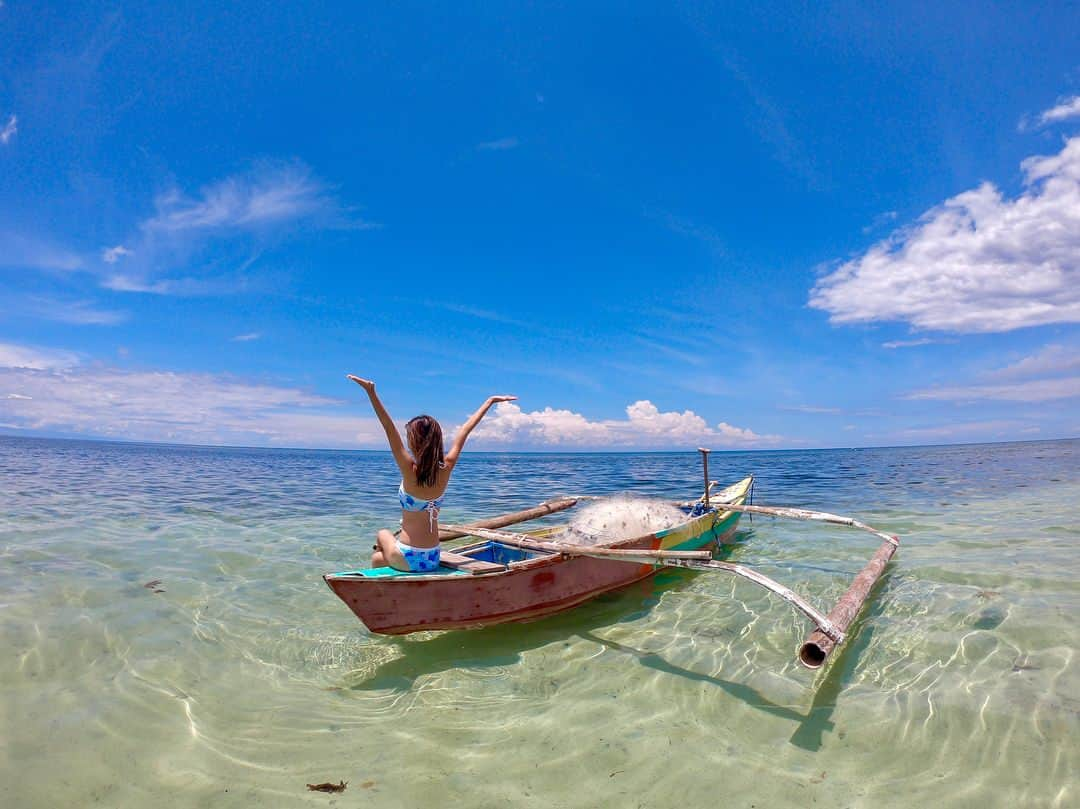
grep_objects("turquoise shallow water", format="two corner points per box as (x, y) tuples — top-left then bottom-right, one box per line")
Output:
(1, 436), (1077, 808)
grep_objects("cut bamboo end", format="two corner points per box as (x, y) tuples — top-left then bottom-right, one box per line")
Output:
(797, 537), (899, 670)
(798, 640), (829, 669)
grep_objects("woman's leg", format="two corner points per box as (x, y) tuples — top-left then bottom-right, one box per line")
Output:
(372, 528), (408, 571)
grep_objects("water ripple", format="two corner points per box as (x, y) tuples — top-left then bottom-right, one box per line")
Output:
(1, 436), (1078, 807)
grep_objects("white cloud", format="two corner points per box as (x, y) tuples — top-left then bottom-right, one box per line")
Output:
(102, 244), (132, 263)
(1038, 96), (1080, 127)
(473, 403), (610, 445)
(0, 114), (15, 144)
(714, 421), (767, 442)
(477, 137), (520, 151)
(0, 342), (80, 370)
(467, 400), (779, 449)
(0, 351), (384, 447)
(231, 332), (261, 342)
(810, 137), (1080, 333)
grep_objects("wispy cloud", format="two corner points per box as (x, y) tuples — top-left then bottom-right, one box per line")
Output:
(810, 137), (1080, 333)
(906, 377), (1080, 403)
(633, 335), (709, 366)
(477, 137), (520, 151)
(0, 114), (16, 144)
(467, 400), (780, 449)
(425, 301), (536, 329)
(779, 404), (842, 415)
(983, 343), (1080, 381)
(102, 274), (224, 296)
(679, 7), (818, 184)
(906, 343), (1080, 403)
(0, 342), (80, 370)
(648, 209), (725, 255)
(0, 345), (384, 447)
(1021, 95), (1080, 130)
(101, 244), (132, 263)
(882, 338), (936, 349)
(862, 210), (898, 234)
(231, 332), (261, 342)
(0, 231), (82, 271)
(885, 420), (1038, 442)
(143, 163), (356, 233)
(16, 296), (127, 326)
(101, 162), (373, 295)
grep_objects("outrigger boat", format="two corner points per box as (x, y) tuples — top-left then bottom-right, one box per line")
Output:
(324, 451), (900, 669)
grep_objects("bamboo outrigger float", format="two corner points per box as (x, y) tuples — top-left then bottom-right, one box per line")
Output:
(323, 451), (899, 671)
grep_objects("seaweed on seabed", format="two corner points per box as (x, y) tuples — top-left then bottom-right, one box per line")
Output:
(307, 781), (347, 792)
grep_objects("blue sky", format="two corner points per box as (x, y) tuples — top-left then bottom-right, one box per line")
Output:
(1, 2), (1078, 450)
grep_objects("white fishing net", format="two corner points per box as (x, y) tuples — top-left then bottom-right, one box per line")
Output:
(559, 496), (688, 545)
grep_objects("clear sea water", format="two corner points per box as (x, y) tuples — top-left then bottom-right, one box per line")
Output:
(1, 435), (1077, 808)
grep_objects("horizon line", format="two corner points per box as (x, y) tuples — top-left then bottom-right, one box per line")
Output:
(0, 430), (1075, 456)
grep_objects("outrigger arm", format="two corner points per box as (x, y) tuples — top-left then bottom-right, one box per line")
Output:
(448, 490), (900, 670)
(439, 524), (847, 646)
(686, 491), (900, 669)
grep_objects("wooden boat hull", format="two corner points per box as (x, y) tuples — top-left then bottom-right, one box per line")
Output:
(324, 477), (752, 635)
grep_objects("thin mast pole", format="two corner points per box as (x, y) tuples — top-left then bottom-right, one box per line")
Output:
(699, 447), (711, 509)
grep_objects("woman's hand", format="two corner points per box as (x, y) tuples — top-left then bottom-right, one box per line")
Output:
(488, 395), (518, 404)
(347, 375), (376, 393)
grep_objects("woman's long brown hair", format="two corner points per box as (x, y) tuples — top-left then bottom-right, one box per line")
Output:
(406, 415), (445, 487)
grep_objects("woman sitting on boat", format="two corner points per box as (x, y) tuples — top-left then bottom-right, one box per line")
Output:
(348, 375), (516, 572)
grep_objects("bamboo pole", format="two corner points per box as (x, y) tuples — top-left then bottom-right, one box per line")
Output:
(797, 537), (897, 669)
(438, 497), (580, 541)
(439, 523), (712, 562)
(676, 495), (900, 669)
(676, 499), (901, 549)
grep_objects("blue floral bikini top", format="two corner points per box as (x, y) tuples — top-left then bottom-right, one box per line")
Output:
(399, 481), (445, 530)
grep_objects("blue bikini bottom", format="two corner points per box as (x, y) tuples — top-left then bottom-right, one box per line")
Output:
(396, 539), (441, 573)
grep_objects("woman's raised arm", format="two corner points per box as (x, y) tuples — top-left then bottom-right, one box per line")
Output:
(347, 375), (412, 475)
(447, 395), (517, 463)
